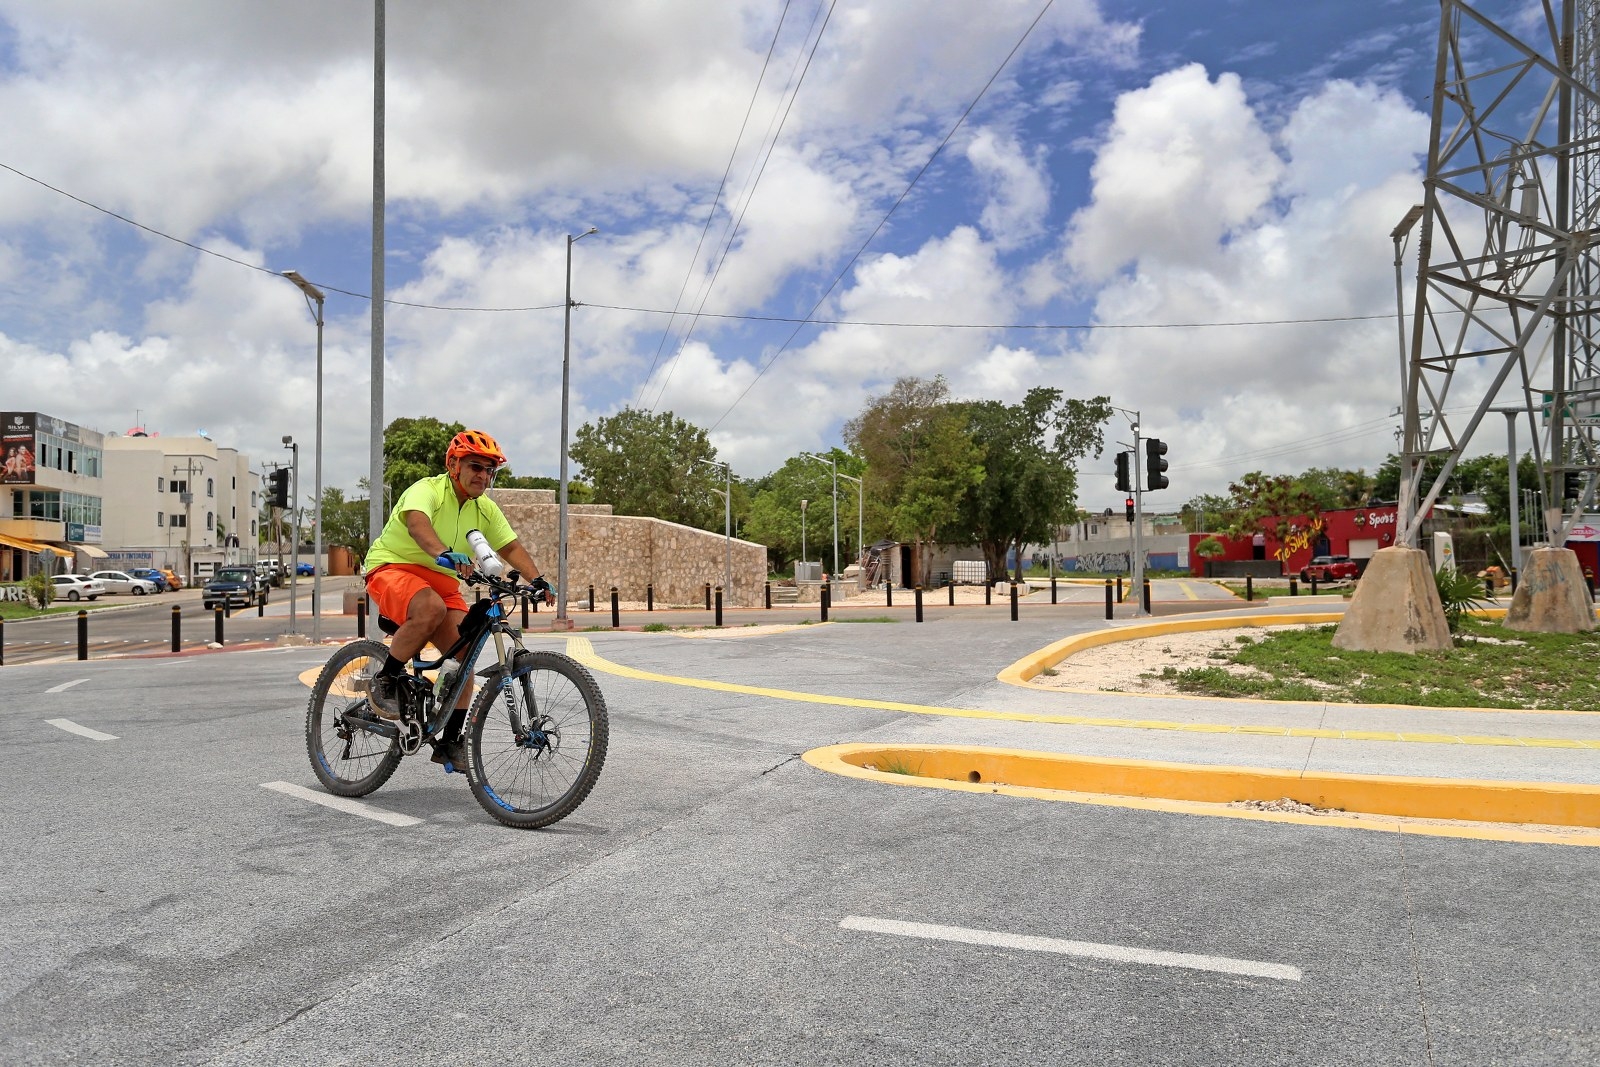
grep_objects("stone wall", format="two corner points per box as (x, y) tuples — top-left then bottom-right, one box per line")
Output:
(489, 489), (768, 607)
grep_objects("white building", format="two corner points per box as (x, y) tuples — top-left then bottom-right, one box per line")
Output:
(100, 433), (260, 581)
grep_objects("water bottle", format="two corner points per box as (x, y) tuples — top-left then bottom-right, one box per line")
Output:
(434, 657), (461, 701)
(465, 529), (504, 577)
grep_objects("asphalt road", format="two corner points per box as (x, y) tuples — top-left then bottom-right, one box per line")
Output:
(1, 613), (1596, 1064)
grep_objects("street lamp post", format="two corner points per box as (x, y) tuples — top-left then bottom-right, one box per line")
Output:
(557, 227), (598, 628)
(801, 452), (839, 580)
(283, 436), (299, 635)
(800, 499), (808, 567)
(697, 458), (733, 602)
(837, 471), (863, 584)
(282, 270), (325, 643)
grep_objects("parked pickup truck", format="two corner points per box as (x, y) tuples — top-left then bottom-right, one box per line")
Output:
(1299, 555), (1360, 583)
(203, 566), (269, 610)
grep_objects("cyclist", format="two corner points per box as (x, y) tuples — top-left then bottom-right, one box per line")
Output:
(361, 429), (549, 765)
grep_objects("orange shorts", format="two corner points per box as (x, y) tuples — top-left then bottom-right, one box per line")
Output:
(365, 563), (468, 624)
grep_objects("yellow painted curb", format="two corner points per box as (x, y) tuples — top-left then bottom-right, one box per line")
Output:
(997, 613), (1343, 686)
(805, 743), (1600, 847)
(563, 637), (1599, 751)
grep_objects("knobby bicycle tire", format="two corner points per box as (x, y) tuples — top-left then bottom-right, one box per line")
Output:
(306, 638), (404, 797)
(465, 649), (609, 829)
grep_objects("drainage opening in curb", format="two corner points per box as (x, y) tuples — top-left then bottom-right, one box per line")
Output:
(967, 771), (982, 783)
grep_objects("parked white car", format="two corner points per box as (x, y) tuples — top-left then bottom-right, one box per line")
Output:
(51, 574), (106, 602)
(88, 569), (160, 596)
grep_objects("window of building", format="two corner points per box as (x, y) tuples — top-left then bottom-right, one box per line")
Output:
(170, 514), (187, 528)
(206, 478), (214, 498)
(157, 512), (164, 527)
(157, 476), (165, 492)
(171, 480), (187, 494)
(206, 511), (214, 531)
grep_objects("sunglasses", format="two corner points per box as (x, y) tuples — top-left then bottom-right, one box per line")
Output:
(460, 460), (499, 475)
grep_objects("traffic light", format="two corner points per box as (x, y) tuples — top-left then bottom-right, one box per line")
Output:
(1144, 438), (1169, 491)
(1114, 451), (1131, 493)
(1564, 470), (1581, 501)
(1124, 497), (1135, 522)
(267, 468), (290, 509)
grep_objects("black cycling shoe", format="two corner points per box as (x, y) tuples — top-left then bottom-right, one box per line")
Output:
(431, 740), (468, 773)
(367, 671), (404, 720)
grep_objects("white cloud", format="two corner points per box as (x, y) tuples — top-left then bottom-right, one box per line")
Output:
(965, 127), (1051, 249)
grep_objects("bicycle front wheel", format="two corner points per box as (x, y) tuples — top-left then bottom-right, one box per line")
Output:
(306, 638), (403, 797)
(465, 650), (608, 829)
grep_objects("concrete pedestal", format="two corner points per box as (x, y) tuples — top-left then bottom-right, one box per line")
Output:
(1332, 546), (1451, 653)
(1503, 546), (1596, 633)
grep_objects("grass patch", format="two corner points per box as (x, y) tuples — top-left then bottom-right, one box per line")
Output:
(867, 756), (922, 776)
(1157, 616), (1600, 709)
(833, 615), (898, 623)
(0, 601), (119, 620)
(641, 622), (670, 632)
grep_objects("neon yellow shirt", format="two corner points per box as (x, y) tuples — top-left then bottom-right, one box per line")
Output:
(364, 474), (517, 574)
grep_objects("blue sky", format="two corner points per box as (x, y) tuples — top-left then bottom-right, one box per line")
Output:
(0, 1), (1485, 507)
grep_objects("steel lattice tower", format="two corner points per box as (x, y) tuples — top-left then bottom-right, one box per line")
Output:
(1399, 0), (1600, 550)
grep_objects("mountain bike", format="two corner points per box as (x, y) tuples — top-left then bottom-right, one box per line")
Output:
(303, 561), (608, 829)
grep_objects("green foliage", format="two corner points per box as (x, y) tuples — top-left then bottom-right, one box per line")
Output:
(1223, 471), (1325, 559)
(1294, 467), (1376, 511)
(492, 472), (594, 503)
(1194, 536), (1226, 559)
(570, 408), (728, 530)
(23, 570), (52, 609)
(948, 388), (1111, 582)
(383, 416), (464, 505)
(1157, 617), (1600, 709)
(743, 449), (864, 572)
(1433, 565), (1485, 634)
(844, 376), (984, 580)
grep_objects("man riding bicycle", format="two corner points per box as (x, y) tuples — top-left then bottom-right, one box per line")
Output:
(362, 429), (549, 766)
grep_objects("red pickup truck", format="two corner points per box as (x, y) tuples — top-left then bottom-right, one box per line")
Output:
(1299, 555), (1360, 583)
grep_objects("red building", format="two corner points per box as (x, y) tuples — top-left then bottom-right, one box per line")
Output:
(1189, 504), (1402, 576)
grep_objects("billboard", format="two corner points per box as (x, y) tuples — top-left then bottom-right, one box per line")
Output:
(1, 411), (36, 485)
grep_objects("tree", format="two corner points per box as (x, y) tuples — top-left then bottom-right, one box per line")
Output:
(319, 486), (374, 563)
(493, 471), (594, 503)
(744, 449), (869, 574)
(1295, 467), (1375, 511)
(948, 388), (1112, 581)
(1223, 472), (1324, 562)
(1180, 493), (1233, 533)
(569, 408), (725, 529)
(844, 377), (985, 583)
(383, 416), (463, 506)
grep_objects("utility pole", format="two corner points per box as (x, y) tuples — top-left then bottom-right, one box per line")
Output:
(172, 456), (201, 584)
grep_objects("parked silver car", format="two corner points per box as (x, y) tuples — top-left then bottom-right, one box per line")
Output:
(88, 569), (160, 596)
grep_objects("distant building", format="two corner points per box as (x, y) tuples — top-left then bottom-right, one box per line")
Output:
(0, 411), (104, 580)
(101, 433), (259, 581)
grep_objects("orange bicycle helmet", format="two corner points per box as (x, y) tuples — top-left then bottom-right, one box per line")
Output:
(446, 429), (507, 467)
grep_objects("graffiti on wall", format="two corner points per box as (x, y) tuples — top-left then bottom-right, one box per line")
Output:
(1075, 551), (1132, 574)
(1273, 518), (1326, 563)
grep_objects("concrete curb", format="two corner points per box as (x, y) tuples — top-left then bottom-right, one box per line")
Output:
(805, 742), (1600, 847)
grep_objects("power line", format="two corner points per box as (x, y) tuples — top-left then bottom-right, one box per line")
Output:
(706, 0), (1059, 432)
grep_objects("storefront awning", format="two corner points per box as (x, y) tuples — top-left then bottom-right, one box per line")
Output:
(75, 544), (109, 559)
(0, 533), (47, 552)
(40, 544), (73, 558)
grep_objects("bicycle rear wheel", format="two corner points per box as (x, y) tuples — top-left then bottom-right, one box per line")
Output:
(306, 639), (403, 797)
(465, 649), (608, 829)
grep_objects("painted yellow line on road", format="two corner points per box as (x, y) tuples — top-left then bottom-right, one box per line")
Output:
(1177, 582), (1201, 601)
(561, 638), (1600, 751)
(805, 743), (1600, 846)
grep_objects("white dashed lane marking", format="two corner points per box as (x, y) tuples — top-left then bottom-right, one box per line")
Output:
(840, 916), (1303, 982)
(45, 679), (88, 694)
(261, 781), (423, 828)
(45, 718), (118, 741)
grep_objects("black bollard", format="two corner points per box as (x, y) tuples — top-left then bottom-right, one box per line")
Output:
(1010, 582), (1018, 622)
(704, 582), (711, 610)
(357, 598), (367, 637)
(522, 594), (530, 629)
(1289, 578), (1298, 596)
(171, 604), (181, 652)
(258, 595), (264, 618)
(612, 587), (620, 629)
(985, 582), (992, 606)
(915, 586), (923, 623)
(78, 610), (88, 660)
(820, 585), (830, 622)
(1116, 576), (1123, 603)
(714, 586), (723, 628)
(1485, 575), (1495, 600)
(1245, 576), (1253, 602)
(1142, 578), (1151, 614)
(1104, 579), (1113, 620)
(648, 583), (654, 611)
(0, 615), (5, 666)
(947, 581), (954, 606)
(589, 584), (596, 613)
(1310, 576), (1319, 595)
(764, 581), (770, 609)
(214, 604), (225, 645)
(886, 582), (893, 608)
(1051, 575), (1057, 604)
